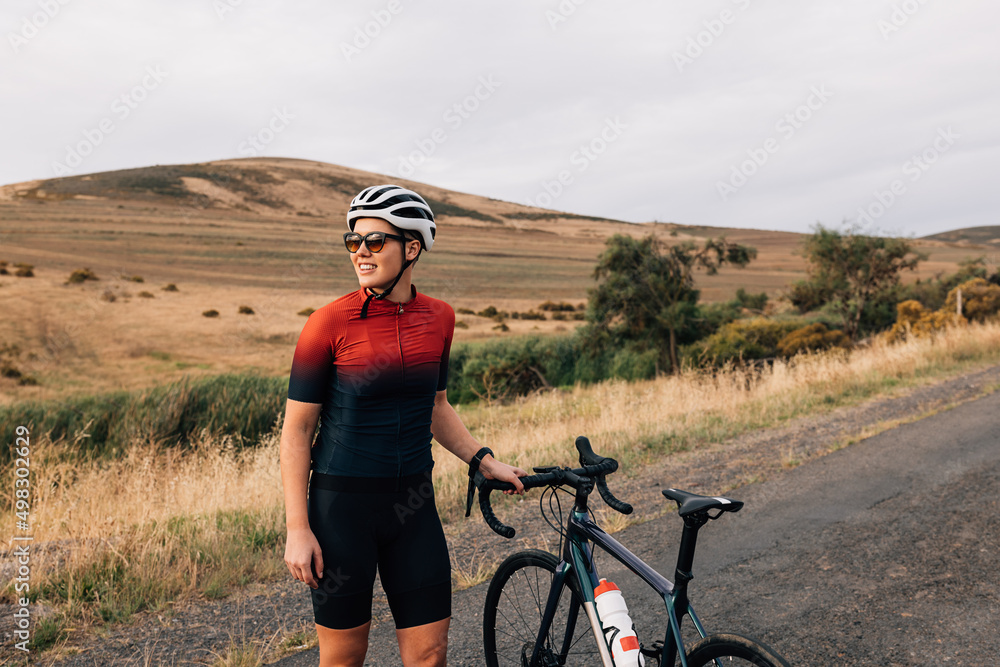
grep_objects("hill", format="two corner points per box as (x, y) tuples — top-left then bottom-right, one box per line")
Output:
(922, 226), (1000, 247)
(0, 157), (987, 403)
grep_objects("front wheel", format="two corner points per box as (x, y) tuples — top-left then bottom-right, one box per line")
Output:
(483, 549), (603, 667)
(685, 633), (791, 667)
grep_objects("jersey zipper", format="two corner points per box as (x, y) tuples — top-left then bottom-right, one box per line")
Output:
(395, 303), (405, 479)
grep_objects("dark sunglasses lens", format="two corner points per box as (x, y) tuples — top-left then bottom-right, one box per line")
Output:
(344, 234), (362, 252)
(365, 233), (386, 253)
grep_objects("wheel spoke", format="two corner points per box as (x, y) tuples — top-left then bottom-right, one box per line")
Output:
(484, 551), (603, 667)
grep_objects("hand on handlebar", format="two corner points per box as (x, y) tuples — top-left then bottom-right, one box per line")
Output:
(475, 437), (632, 538)
(480, 454), (529, 494)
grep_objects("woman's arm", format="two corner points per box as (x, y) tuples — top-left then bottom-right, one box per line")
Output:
(430, 390), (527, 493)
(280, 398), (324, 587)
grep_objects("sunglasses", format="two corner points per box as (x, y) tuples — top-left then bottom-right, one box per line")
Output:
(343, 231), (411, 253)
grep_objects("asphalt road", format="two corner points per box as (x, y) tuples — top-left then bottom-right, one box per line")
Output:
(277, 389), (1000, 666)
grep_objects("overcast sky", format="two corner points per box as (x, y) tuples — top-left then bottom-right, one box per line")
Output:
(2, 0), (997, 236)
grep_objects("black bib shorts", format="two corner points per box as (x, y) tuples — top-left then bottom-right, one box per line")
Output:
(307, 470), (452, 630)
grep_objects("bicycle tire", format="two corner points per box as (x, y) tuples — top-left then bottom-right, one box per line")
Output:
(483, 549), (604, 667)
(685, 632), (791, 667)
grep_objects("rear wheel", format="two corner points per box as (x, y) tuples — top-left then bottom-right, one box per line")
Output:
(685, 633), (791, 667)
(483, 549), (603, 667)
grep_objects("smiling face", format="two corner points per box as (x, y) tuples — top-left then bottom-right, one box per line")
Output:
(349, 217), (421, 293)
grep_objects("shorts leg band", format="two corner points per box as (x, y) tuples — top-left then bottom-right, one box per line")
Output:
(387, 581), (452, 629)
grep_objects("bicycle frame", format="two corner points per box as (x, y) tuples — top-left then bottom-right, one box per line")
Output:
(530, 506), (712, 667)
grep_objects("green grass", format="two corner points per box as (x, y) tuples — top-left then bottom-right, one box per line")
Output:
(28, 613), (68, 651)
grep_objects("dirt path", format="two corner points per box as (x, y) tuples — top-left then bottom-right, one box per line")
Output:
(8, 363), (1000, 665)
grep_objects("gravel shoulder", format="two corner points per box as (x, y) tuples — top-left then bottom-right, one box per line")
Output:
(6, 363), (1000, 666)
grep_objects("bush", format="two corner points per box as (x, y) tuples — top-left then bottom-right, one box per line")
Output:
(67, 268), (99, 284)
(456, 307), (475, 315)
(734, 288), (768, 311)
(128, 275), (144, 283)
(777, 323), (850, 357)
(518, 311), (546, 321)
(101, 290), (117, 303)
(900, 257), (989, 310)
(538, 301), (577, 312)
(883, 300), (963, 341)
(454, 320), (468, 329)
(945, 278), (1000, 323)
(14, 263), (34, 278)
(298, 307), (315, 316)
(685, 318), (804, 366)
(477, 306), (498, 318)
(203, 309), (219, 318)
(138, 291), (154, 298)
(787, 281), (831, 313)
(238, 305), (255, 315)
(163, 283), (179, 292)
(448, 335), (579, 403)
(608, 347), (658, 381)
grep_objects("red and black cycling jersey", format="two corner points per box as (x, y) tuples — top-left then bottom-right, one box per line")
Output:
(287, 286), (455, 478)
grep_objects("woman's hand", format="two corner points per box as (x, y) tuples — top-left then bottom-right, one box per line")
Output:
(479, 455), (529, 495)
(284, 527), (324, 588)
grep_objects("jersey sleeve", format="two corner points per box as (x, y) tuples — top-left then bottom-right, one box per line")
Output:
(287, 311), (335, 404)
(436, 303), (456, 392)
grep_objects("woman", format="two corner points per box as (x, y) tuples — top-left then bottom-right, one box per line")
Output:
(280, 185), (527, 666)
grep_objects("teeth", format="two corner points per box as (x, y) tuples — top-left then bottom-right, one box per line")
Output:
(360, 264), (376, 270)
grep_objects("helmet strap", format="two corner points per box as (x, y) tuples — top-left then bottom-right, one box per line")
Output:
(359, 257), (414, 319)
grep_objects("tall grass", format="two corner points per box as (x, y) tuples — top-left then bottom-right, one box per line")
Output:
(0, 374), (286, 466)
(1, 429), (285, 624)
(4, 322), (1000, 631)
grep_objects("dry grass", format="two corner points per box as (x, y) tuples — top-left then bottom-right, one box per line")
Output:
(21, 428), (283, 545)
(1, 429), (286, 626)
(4, 321), (1000, 632)
(435, 320), (1000, 519)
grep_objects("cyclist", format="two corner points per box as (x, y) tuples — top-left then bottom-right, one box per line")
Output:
(280, 184), (527, 666)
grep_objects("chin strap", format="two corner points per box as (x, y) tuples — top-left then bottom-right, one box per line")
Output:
(360, 257), (414, 319)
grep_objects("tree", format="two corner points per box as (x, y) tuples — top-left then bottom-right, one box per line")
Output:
(792, 225), (925, 340)
(584, 234), (756, 373)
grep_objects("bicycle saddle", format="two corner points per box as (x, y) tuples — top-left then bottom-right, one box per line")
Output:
(662, 488), (744, 517)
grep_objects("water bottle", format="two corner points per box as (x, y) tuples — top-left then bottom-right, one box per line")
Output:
(594, 578), (645, 667)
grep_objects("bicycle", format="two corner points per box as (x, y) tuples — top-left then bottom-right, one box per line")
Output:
(473, 436), (791, 667)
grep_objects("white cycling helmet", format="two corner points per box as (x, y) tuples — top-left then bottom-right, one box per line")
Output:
(347, 185), (436, 251)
